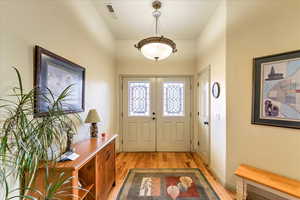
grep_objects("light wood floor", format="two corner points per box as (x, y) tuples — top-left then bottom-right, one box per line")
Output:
(108, 152), (234, 200)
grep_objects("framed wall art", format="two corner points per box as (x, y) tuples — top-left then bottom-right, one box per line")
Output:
(34, 46), (85, 117)
(252, 50), (300, 128)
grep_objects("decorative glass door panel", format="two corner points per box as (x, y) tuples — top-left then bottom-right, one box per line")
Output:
(128, 82), (150, 116)
(163, 82), (185, 116)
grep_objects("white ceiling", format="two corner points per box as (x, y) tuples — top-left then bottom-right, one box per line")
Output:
(93, 0), (221, 40)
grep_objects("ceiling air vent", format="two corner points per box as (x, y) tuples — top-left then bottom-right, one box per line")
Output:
(105, 3), (117, 19)
(106, 4), (114, 13)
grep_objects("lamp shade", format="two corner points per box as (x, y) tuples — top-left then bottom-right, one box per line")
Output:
(85, 109), (101, 123)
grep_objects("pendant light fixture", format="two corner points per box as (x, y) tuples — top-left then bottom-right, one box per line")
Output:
(134, 0), (177, 61)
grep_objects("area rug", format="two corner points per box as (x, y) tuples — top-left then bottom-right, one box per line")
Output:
(116, 168), (220, 200)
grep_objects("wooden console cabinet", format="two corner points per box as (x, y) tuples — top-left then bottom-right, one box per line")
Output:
(30, 135), (117, 200)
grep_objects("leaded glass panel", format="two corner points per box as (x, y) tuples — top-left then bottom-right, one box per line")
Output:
(128, 82), (150, 116)
(163, 82), (185, 116)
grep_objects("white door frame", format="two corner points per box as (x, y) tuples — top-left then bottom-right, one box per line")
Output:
(119, 75), (194, 152)
(196, 66), (211, 166)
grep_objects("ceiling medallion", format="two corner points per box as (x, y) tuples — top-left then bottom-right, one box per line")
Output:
(134, 0), (177, 61)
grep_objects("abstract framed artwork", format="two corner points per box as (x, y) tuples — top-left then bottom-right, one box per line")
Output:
(34, 46), (85, 117)
(252, 50), (300, 128)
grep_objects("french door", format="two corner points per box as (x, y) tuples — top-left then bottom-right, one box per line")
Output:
(123, 78), (156, 152)
(122, 77), (191, 152)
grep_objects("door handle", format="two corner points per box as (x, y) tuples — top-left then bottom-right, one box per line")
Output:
(204, 121), (209, 125)
(152, 117), (156, 120)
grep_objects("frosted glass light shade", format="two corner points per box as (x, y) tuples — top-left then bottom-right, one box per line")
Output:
(135, 36), (177, 61)
(141, 42), (173, 61)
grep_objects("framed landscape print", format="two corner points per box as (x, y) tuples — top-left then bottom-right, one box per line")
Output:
(34, 46), (85, 117)
(252, 50), (300, 128)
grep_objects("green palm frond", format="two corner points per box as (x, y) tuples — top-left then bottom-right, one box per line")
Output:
(0, 67), (84, 200)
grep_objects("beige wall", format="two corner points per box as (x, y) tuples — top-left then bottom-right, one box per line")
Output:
(226, 0), (300, 189)
(196, 1), (227, 184)
(196, 0), (300, 188)
(0, 0), (116, 195)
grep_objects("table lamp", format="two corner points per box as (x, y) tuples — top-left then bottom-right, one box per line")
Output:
(85, 109), (101, 138)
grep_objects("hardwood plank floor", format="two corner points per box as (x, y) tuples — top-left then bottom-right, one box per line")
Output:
(108, 152), (234, 200)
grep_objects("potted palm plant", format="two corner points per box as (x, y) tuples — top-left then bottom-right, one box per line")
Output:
(0, 68), (83, 200)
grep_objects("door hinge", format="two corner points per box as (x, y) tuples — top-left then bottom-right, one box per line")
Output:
(121, 140), (124, 144)
(190, 112), (192, 118)
(197, 112), (200, 116)
(121, 112), (124, 117)
(197, 82), (199, 87)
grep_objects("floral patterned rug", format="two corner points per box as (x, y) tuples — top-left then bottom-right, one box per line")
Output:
(116, 168), (220, 200)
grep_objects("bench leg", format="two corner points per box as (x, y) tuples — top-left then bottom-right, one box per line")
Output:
(236, 177), (247, 200)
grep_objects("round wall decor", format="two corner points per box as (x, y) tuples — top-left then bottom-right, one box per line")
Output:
(212, 82), (220, 98)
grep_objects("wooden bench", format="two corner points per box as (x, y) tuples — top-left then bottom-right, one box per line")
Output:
(235, 164), (300, 200)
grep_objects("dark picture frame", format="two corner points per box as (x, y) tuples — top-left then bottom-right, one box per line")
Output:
(34, 46), (85, 117)
(252, 50), (300, 129)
